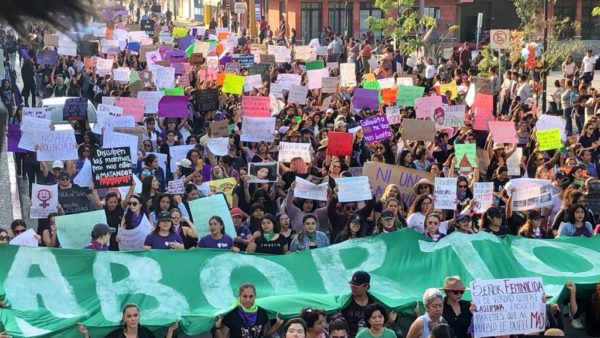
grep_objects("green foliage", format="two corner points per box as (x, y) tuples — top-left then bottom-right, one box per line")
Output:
(593, 6), (600, 16)
(476, 46), (499, 76)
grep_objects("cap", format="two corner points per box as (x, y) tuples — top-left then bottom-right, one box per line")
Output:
(52, 160), (64, 169)
(456, 213), (471, 222)
(230, 207), (243, 218)
(335, 120), (347, 129)
(349, 271), (370, 286)
(381, 210), (394, 220)
(279, 126), (290, 134)
(91, 223), (116, 237)
(157, 211), (172, 221)
(493, 143), (504, 150)
(349, 214), (361, 223)
(177, 158), (192, 169)
(443, 276), (466, 291)
(325, 108), (334, 114)
(301, 128), (313, 135)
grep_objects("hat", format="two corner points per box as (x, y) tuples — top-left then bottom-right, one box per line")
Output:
(334, 120), (347, 129)
(230, 207), (243, 218)
(301, 128), (313, 135)
(176, 159), (192, 169)
(349, 214), (361, 223)
(91, 223), (116, 237)
(486, 207), (503, 219)
(443, 276), (466, 291)
(318, 138), (328, 151)
(456, 213), (471, 222)
(524, 97), (535, 107)
(349, 271), (370, 286)
(527, 209), (542, 221)
(279, 126), (290, 134)
(493, 143), (504, 150)
(157, 211), (172, 221)
(381, 210), (394, 220)
(325, 108), (334, 114)
(413, 178), (434, 194)
(544, 328), (565, 336)
(52, 160), (64, 169)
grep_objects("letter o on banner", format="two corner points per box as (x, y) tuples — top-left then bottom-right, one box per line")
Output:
(512, 239), (600, 278)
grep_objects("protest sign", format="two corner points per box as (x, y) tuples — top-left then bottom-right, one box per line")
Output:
(44, 34), (59, 46)
(536, 115), (567, 141)
(163, 87), (184, 96)
(137, 91), (164, 114)
(113, 67), (131, 82)
(277, 74), (302, 90)
(95, 57), (113, 76)
(91, 147), (133, 189)
(386, 106), (402, 125)
(288, 85), (308, 105)
(207, 137), (229, 156)
(193, 89), (220, 112)
(242, 96), (270, 117)
(336, 176), (372, 202)
(362, 80), (379, 91)
(73, 159), (92, 188)
(95, 115), (135, 135)
(340, 63), (357, 87)
(471, 277), (545, 338)
(363, 161), (436, 206)
(586, 181), (600, 215)
(30, 183), (58, 219)
(506, 147), (522, 176)
(206, 177), (236, 205)
(189, 194), (236, 238)
(473, 182), (494, 213)
(321, 77), (338, 94)
(441, 105), (466, 127)
(397, 86), (425, 107)
(326, 62), (339, 69)
(7, 124), (25, 153)
(381, 88), (397, 104)
(243, 74), (263, 92)
(241, 116), (276, 143)
(473, 108), (495, 131)
(115, 97), (146, 122)
(118, 215), (153, 251)
(455, 143), (477, 172)
(167, 178), (186, 195)
(103, 132), (138, 163)
(248, 162), (279, 183)
(210, 120), (230, 138)
(307, 68), (329, 90)
(37, 130), (78, 161)
(471, 93), (494, 112)
(62, 97), (88, 121)
(158, 95), (188, 118)
(9, 229), (38, 247)
(18, 116), (52, 151)
(239, 54), (255, 68)
(59, 186), (92, 214)
(23, 107), (52, 120)
(168, 145), (195, 173)
(401, 119), (435, 142)
(489, 121), (518, 144)
(536, 128), (562, 151)
(327, 132), (353, 156)
(278, 142), (312, 163)
(510, 180), (553, 211)
(37, 49), (59, 65)
(378, 78), (395, 89)
(434, 177), (458, 210)
(353, 88), (379, 111)
(360, 116), (392, 143)
(472, 76), (493, 95)
(259, 54), (275, 64)
(154, 66), (176, 89)
(415, 95), (443, 119)
(294, 177), (328, 201)
(439, 81), (458, 99)
(222, 74), (244, 95)
(247, 63), (271, 82)
(273, 46), (291, 63)
(295, 46), (316, 61)
(55, 210), (108, 249)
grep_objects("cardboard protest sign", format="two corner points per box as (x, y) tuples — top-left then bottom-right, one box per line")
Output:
(381, 88), (397, 104)
(193, 89), (219, 112)
(222, 74), (244, 95)
(386, 106), (402, 125)
(441, 105), (466, 127)
(471, 277), (545, 338)
(91, 147), (133, 189)
(536, 114), (567, 141)
(471, 93), (494, 112)
(360, 116), (392, 143)
(294, 177), (328, 201)
(288, 85), (308, 105)
(489, 121), (518, 144)
(362, 161), (436, 206)
(248, 162), (279, 183)
(415, 95), (443, 119)
(336, 176), (372, 202)
(168, 145), (195, 173)
(23, 107), (52, 120)
(59, 186), (92, 214)
(9, 229), (38, 247)
(353, 88), (379, 111)
(210, 120), (229, 138)
(242, 96), (270, 117)
(397, 86), (425, 107)
(44, 34), (59, 47)
(473, 182), (494, 213)
(167, 178), (186, 194)
(278, 142), (312, 163)
(62, 97), (88, 121)
(113, 67), (131, 82)
(37, 49), (59, 65)
(30, 183), (58, 219)
(118, 215), (153, 251)
(207, 177), (237, 205)
(340, 63), (357, 87)
(401, 119), (435, 142)
(247, 63), (271, 83)
(259, 54), (275, 64)
(55, 210), (108, 249)
(322, 77), (339, 94)
(241, 116), (276, 143)
(189, 194), (236, 238)
(307, 68), (330, 90)
(508, 178), (554, 211)
(536, 128), (562, 151)
(207, 137), (229, 156)
(103, 132), (138, 163)
(158, 95), (188, 118)
(326, 132), (353, 156)
(36, 130), (78, 161)
(115, 97), (146, 122)
(455, 143), (478, 172)
(434, 177), (458, 210)
(439, 81), (458, 99)
(137, 91), (164, 114)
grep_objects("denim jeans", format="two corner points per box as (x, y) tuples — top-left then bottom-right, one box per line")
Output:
(564, 107), (573, 135)
(575, 113), (584, 134)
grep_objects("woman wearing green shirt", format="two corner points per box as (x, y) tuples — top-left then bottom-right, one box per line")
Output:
(355, 304), (396, 338)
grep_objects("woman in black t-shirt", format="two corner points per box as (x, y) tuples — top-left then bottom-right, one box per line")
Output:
(246, 214), (288, 254)
(215, 283), (283, 338)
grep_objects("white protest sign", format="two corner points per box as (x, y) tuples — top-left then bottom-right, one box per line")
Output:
(386, 106), (402, 125)
(117, 173), (142, 197)
(270, 82), (286, 98)
(536, 114), (567, 141)
(93, 104), (125, 133)
(294, 177), (328, 202)
(167, 178), (186, 194)
(96, 58), (114, 76)
(273, 46), (291, 63)
(241, 116), (276, 143)
(103, 132), (138, 162)
(378, 77), (396, 89)
(37, 130), (78, 161)
(307, 68), (329, 90)
(168, 145), (195, 173)
(9, 229), (38, 247)
(506, 147), (522, 176)
(102, 96), (117, 106)
(58, 40), (78, 56)
(146, 50), (162, 65)
(397, 77), (414, 86)
(511, 184), (553, 211)
(99, 116), (136, 134)
(316, 46), (329, 56)
(22, 115), (52, 130)
(113, 67), (131, 82)
(294, 45), (316, 61)
(442, 105), (466, 127)
(73, 159), (93, 188)
(340, 63), (357, 87)
(154, 66), (176, 89)
(137, 91), (164, 114)
(19, 116), (53, 150)
(473, 182), (494, 213)
(23, 107), (52, 120)
(336, 176), (372, 202)
(288, 85), (307, 105)
(30, 183), (58, 219)
(117, 215), (153, 251)
(434, 177), (458, 210)
(279, 142), (312, 163)
(55, 210), (108, 249)
(207, 137), (229, 156)
(277, 74), (302, 90)
(243, 74), (264, 92)
(321, 77), (339, 94)
(471, 277), (545, 338)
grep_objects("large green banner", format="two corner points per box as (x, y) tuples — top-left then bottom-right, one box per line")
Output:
(1, 230), (600, 338)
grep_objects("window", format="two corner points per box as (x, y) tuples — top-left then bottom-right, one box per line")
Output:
(359, 2), (382, 40)
(554, 0), (576, 39)
(582, 0), (600, 39)
(302, 3), (322, 44)
(329, 2), (353, 37)
(423, 7), (440, 19)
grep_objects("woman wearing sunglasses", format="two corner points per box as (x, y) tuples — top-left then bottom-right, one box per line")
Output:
(441, 276), (471, 338)
(0, 228), (9, 244)
(121, 194), (148, 230)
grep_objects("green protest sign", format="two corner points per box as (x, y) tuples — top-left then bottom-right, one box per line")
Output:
(454, 143), (477, 172)
(55, 209), (108, 249)
(306, 60), (325, 71)
(2, 231), (600, 337)
(162, 87), (185, 96)
(396, 85), (425, 107)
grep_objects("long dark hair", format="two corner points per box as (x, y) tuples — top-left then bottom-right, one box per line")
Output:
(123, 194), (146, 230)
(209, 216), (225, 234)
(261, 214), (280, 233)
(297, 215), (318, 242)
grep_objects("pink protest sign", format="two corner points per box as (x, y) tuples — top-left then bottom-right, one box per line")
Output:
(473, 108), (495, 131)
(115, 97), (146, 122)
(242, 96), (270, 117)
(415, 95), (443, 119)
(489, 121), (518, 144)
(158, 96), (189, 118)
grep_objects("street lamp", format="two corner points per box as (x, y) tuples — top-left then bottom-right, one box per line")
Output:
(542, 0), (548, 114)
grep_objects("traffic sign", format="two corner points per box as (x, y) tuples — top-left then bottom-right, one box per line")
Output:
(490, 29), (510, 49)
(234, 2), (246, 13)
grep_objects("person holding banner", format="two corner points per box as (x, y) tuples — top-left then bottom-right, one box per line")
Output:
(198, 216), (236, 251)
(557, 204), (594, 237)
(143, 211), (184, 250)
(286, 182), (330, 233)
(406, 289), (447, 338)
(406, 195), (434, 234)
(246, 214), (288, 254)
(355, 303), (397, 338)
(289, 215), (330, 252)
(84, 223), (116, 251)
(334, 215), (366, 244)
(0, 228), (9, 244)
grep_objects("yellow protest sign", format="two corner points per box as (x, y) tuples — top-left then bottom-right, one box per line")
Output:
(222, 74), (244, 95)
(536, 128), (562, 151)
(172, 27), (190, 38)
(208, 178), (237, 206)
(363, 73), (376, 82)
(440, 81), (458, 99)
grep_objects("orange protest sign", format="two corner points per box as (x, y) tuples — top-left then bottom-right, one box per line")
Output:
(381, 88), (397, 104)
(105, 28), (113, 40)
(217, 72), (226, 86)
(218, 32), (228, 41)
(215, 43), (225, 55)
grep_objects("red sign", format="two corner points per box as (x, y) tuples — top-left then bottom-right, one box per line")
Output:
(327, 132), (353, 157)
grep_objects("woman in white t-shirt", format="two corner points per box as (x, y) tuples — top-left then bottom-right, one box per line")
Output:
(562, 55), (578, 79)
(407, 194), (433, 233)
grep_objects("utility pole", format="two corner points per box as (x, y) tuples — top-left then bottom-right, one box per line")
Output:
(542, 0), (548, 114)
(249, 0), (257, 38)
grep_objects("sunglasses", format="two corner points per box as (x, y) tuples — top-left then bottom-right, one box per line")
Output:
(13, 229), (24, 235)
(345, 205), (357, 211)
(458, 185), (468, 188)
(60, 177), (70, 181)
(128, 201), (139, 207)
(0, 235), (9, 241)
(447, 290), (465, 295)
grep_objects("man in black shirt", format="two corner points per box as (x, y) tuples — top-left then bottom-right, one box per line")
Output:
(341, 271), (374, 338)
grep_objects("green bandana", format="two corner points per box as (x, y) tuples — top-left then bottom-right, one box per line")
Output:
(306, 232), (316, 241)
(233, 300), (258, 313)
(263, 232), (275, 242)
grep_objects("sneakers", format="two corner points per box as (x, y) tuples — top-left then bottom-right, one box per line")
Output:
(571, 317), (584, 329)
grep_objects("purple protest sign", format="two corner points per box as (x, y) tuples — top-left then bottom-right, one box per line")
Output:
(158, 96), (188, 118)
(202, 163), (212, 182)
(353, 88), (379, 111)
(359, 115), (392, 144)
(166, 50), (186, 64)
(171, 63), (186, 76)
(127, 42), (141, 52)
(219, 55), (232, 66)
(178, 35), (195, 51)
(7, 123), (26, 153)
(37, 49), (59, 65)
